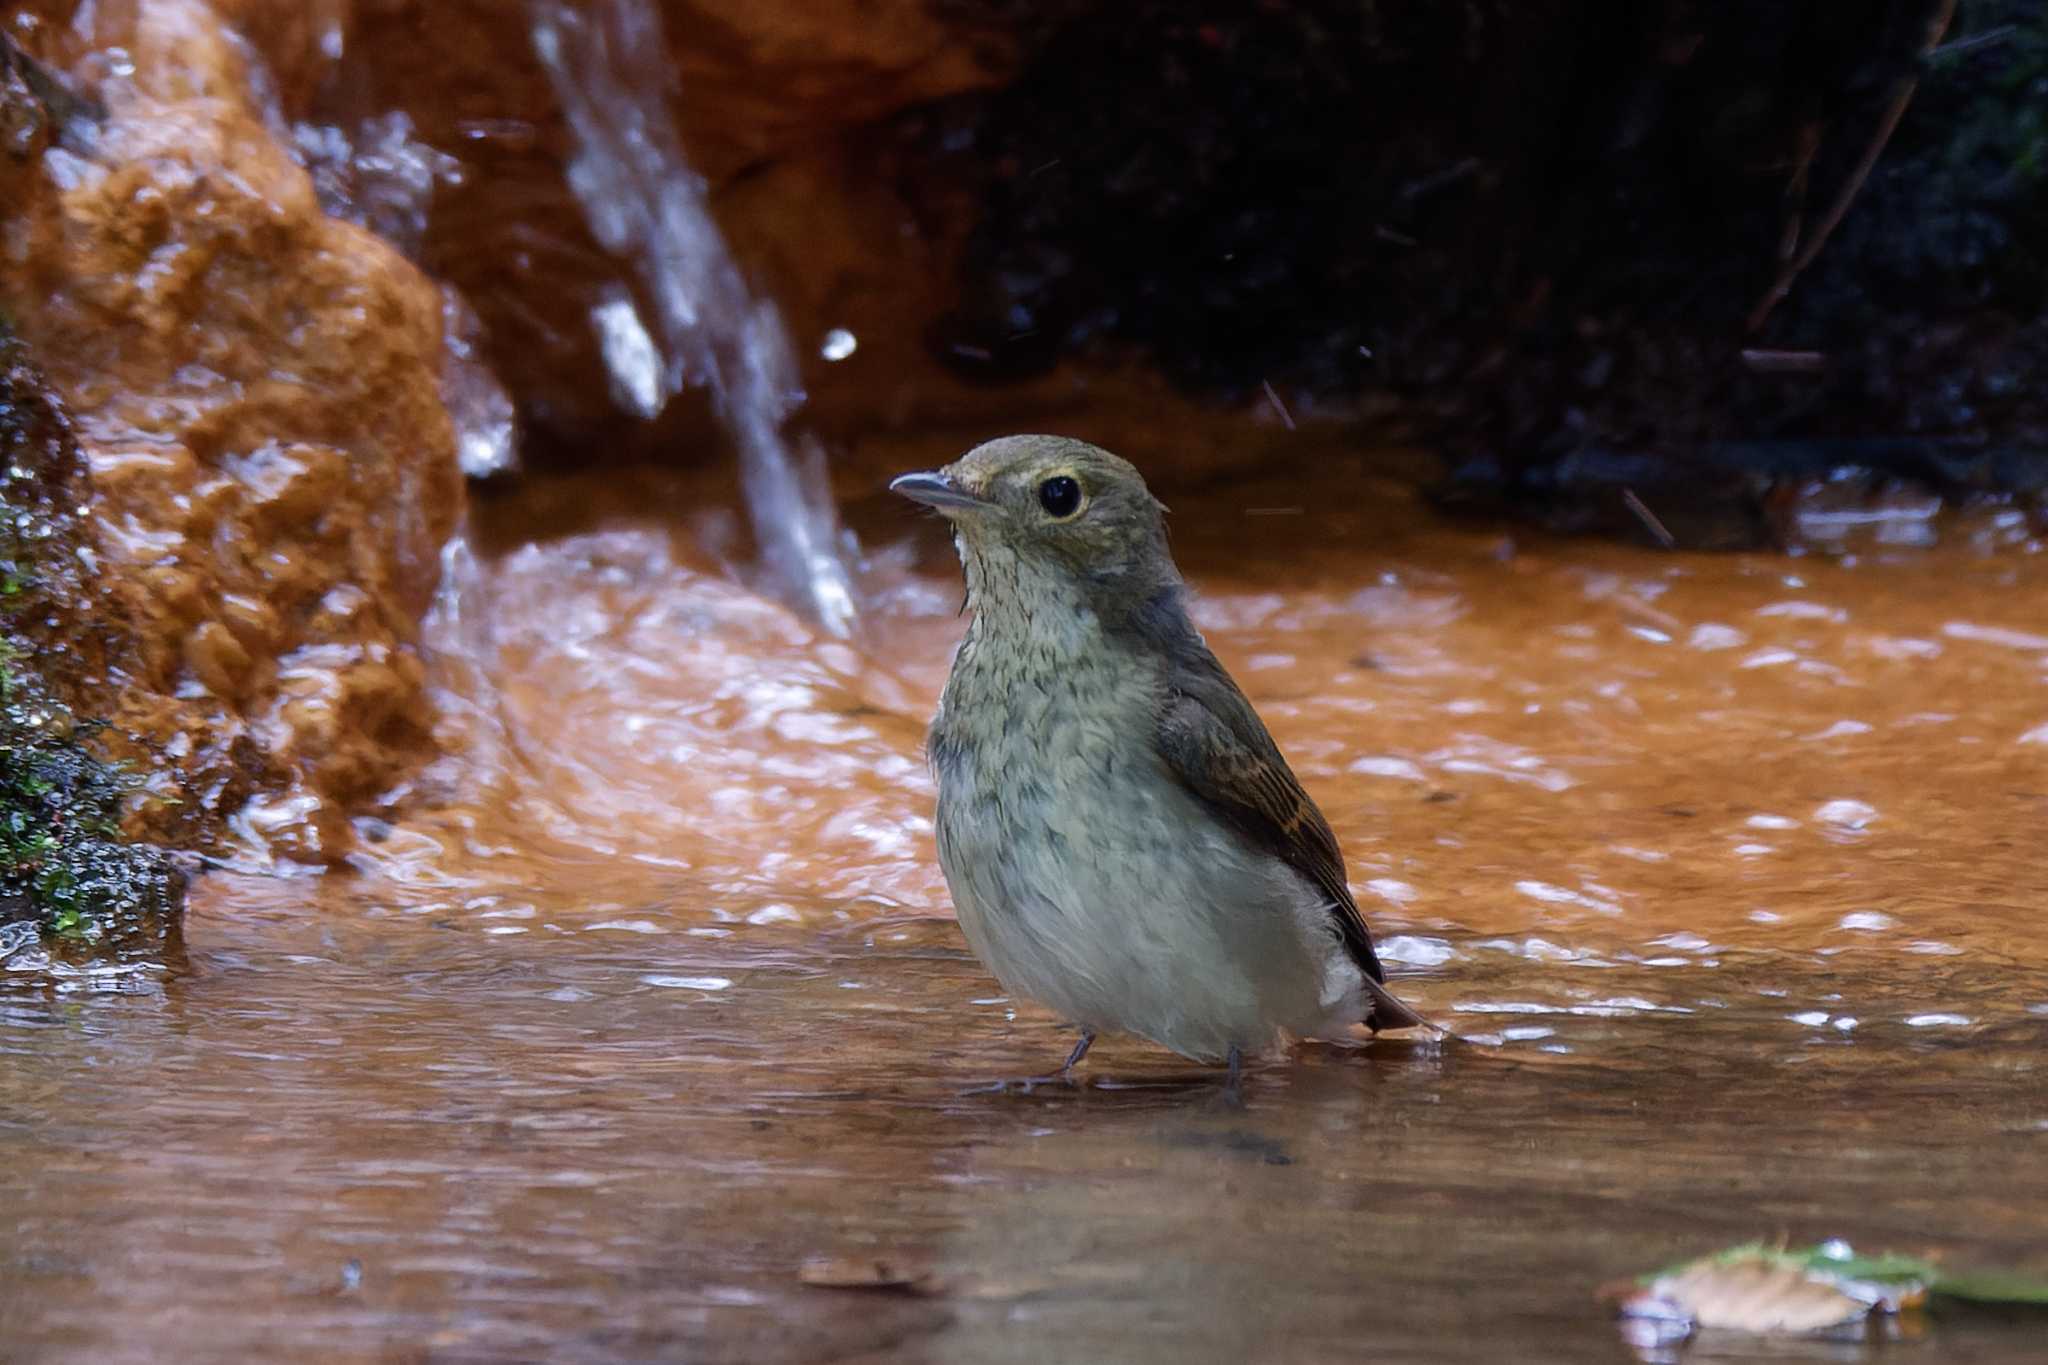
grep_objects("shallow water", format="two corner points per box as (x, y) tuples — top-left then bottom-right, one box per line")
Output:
(5, 457), (2047, 1363)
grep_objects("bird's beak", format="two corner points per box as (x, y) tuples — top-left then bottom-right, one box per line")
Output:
(889, 470), (993, 512)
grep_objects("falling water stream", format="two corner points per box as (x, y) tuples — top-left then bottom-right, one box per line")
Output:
(528, 0), (858, 638)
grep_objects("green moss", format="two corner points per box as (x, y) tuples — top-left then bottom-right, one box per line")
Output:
(0, 333), (185, 960)
(0, 644), (177, 947)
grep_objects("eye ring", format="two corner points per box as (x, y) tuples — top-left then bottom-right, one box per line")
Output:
(1037, 474), (1084, 520)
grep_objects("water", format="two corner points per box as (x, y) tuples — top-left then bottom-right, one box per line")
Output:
(529, 0), (858, 637)
(4, 450), (2045, 1362)
(293, 98), (519, 481)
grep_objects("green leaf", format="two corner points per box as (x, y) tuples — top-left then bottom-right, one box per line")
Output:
(1930, 1270), (2048, 1306)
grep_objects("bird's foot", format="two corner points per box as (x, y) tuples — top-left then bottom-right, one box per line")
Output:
(961, 1030), (1095, 1097)
(1208, 1046), (1247, 1111)
(959, 1073), (1078, 1097)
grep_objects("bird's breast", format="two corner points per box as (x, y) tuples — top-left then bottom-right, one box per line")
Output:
(931, 647), (1206, 948)
(933, 631), (1158, 807)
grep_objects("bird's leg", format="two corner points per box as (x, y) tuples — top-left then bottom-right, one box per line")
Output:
(1058, 1030), (1096, 1077)
(961, 1029), (1097, 1097)
(1219, 1046), (1246, 1109)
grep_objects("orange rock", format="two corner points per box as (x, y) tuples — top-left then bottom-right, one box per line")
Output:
(0, 0), (1040, 864)
(269, 0), (1013, 462)
(1, 0), (464, 863)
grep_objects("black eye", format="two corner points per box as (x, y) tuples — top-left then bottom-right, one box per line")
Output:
(1038, 475), (1082, 519)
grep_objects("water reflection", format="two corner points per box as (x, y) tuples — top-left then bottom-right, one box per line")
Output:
(3, 901), (2041, 1362)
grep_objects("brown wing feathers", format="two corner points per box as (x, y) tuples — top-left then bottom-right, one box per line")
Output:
(1120, 586), (1424, 1029)
(1156, 679), (1429, 1033)
(1154, 667), (1388, 986)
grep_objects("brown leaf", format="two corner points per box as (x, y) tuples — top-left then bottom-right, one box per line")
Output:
(1618, 1252), (1918, 1334)
(798, 1257), (946, 1295)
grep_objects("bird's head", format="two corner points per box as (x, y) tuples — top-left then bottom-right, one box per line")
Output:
(890, 435), (1177, 614)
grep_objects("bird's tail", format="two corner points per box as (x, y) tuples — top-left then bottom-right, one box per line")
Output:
(1363, 976), (1443, 1035)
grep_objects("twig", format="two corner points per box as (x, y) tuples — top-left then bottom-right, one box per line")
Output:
(1260, 379), (1296, 431)
(1622, 489), (1677, 549)
(1929, 24), (2013, 60)
(1739, 348), (1827, 373)
(1775, 122), (1823, 265)
(1397, 156), (1481, 205)
(1745, 0), (1959, 333)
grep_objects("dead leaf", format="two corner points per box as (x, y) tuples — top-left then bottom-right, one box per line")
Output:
(799, 1256), (946, 1295)
(1629, 1255), (1889, 1333)
(1613, 1240), (2048, 1348)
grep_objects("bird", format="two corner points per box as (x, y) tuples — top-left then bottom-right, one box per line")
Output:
(891, 434), (1427, 1093)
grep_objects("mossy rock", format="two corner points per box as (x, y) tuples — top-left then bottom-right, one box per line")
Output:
(0, 326), (186, 965)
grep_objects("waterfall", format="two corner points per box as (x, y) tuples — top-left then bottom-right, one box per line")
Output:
(530, 0), (858, 638)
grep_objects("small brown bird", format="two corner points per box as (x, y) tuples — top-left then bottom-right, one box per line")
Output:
(893, 435), (1426, 1088)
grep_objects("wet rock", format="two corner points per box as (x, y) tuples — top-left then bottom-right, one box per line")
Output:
(0, 1), (465, 862)
(1, 331), (187, 957)
(0, 699), (188, 962)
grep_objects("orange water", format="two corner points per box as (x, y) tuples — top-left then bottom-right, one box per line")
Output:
(4, 453), (2045, 1362)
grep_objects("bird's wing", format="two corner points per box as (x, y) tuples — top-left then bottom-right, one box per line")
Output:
(1154, 647), (1426, 1031)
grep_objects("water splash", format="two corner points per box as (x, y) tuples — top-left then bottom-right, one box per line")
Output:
(529, 0), (858, 637)
(294, 111), (518, 479)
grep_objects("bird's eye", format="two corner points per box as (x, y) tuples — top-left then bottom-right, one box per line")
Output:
(1037, 475), (1083, 519)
